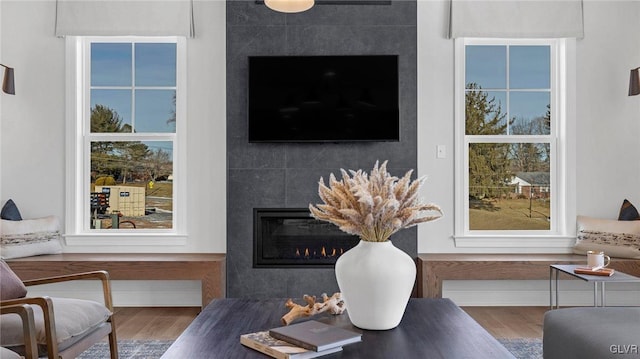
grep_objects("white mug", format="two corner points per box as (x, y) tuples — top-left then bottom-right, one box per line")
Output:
(587, 250), (610, 269)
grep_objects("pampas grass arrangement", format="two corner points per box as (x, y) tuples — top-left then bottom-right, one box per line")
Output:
(309, 161), (442, 242)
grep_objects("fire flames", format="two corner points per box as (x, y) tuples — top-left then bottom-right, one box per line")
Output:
(295, 246), (345, 258)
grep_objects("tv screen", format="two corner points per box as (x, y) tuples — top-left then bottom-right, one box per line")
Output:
(248, 55), (399, 143)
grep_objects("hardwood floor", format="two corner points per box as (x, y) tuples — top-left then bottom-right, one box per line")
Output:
(113, 307), (200, 340)
(112, 306), (548, 340)
(461, 306), (547, 339)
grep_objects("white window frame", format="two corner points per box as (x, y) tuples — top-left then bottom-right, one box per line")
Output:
(65, 36), (187, 246)
(454, 38), (576, 249)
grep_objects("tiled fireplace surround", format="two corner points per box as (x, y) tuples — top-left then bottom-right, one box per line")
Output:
(226, 0), (418, 298)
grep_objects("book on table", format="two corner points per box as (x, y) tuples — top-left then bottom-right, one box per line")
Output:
(574, 267), (615, 276)
(240, 331), (342, 359)
(268, 320), (362, 352)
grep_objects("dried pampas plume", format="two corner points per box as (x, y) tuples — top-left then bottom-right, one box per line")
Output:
(309, 161), (442, 242)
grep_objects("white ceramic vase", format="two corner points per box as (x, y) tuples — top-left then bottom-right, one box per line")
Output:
(335, 239), (416, 330)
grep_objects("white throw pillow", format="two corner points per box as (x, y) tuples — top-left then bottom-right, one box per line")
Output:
(0, 216), (63, 259)
(573, 215), (640, 259)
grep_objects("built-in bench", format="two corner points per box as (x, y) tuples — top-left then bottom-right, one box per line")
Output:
(416, 253), (640, 298)
(6, 253), (225, 308)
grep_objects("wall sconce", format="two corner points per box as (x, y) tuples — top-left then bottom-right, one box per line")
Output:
(264, 0), (314, 13)
(1, 64), (15, 95)
(630, 67), (640, 96)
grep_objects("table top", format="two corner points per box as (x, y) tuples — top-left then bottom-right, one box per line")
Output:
(160, 298), (514, 359)
(551, 264), (640, 283)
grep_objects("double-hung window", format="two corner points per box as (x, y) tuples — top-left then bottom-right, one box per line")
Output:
(454, 38), (574, 246)
(65, 36), (186, 244)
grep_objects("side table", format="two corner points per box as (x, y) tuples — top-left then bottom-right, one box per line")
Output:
(549, 264), (640, 309)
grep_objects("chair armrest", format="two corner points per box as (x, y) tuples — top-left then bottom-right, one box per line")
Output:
(1, 297), (58, 358)
(22, 270), (114, 312)
(22, 270), (109, 286)
(0, 304), (38, 359)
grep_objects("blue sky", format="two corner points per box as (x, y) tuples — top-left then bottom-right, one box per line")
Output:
(466, 45), (550, 132)
(90, 42), (176, 134)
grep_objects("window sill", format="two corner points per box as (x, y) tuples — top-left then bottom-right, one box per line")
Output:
(454, 235), (576, 249)
(64, 233), (187, 246)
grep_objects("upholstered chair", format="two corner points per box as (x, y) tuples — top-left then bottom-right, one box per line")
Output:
(0, 304), (37, 359)
(0, 260), (118, 359)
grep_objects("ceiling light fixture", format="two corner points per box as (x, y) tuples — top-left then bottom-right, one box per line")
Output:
(629, 67), (640, 96)
(1, 64), (15, 95)
(264, 0), (314, 13)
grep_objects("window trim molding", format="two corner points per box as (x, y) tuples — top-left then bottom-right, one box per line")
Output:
(453, 37), (577, 248)
(65, 36), (188, 246)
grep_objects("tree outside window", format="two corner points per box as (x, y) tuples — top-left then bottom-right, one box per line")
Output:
(464, 43), (552, 231)
(88, 41), (177, 230)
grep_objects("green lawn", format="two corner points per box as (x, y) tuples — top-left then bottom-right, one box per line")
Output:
(469, 198), (550, 230)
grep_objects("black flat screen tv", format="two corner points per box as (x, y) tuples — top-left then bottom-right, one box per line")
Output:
(248, 55), (399, 143)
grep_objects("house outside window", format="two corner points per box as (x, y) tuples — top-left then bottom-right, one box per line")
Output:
(454, 38), (574, 246)
(65, 36), (187, 244)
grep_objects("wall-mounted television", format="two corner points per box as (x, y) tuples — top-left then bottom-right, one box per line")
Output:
(248, 55), (399, 143)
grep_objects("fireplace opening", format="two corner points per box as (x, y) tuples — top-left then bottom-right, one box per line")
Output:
(254, 208), (360, 268)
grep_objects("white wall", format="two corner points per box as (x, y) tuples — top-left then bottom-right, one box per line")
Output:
(3, 0), (639, 306)
(417, 0), (456, 253)
(1, 1), (66, 219)
(0, 0), (226, 305)
(575, 1), (640, 217)
(417, 0), (640, 305)
(0, 1), (226, 252)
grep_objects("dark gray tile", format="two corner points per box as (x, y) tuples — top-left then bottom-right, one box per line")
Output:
(286, 1), (416, 27)
(286, 25), (409, 54)
(227, 0), (287, 26)
(226, 0), (417, 298)
(228, 139), (287, 169)
(285, 167), (341, 207)
(355, 150), (415, 173)
(283, 268), (340, 298)
(226, 25), (288, 59)
(228, 169), (286, 211)
(285, 143), (360, 169)
(390, 227), (417, 259)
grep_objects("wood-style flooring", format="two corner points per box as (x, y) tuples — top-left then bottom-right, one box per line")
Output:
(113, 307), (200, 340)
(112, 306), (548, 340)
(462, 306), (548, 339)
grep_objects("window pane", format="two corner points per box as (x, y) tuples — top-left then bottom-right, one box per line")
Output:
(90, 141), (173, 230)
(510, 143), (551, 173)
(509, 46), (550, 89)
(135, 90), (176, 133)
(510, 92), (551, 135)
(91, 90), (132, 132)
(135, 43), (177, 87)
(465, 89), (507, 135)
(469, 143), (550, 231)
(465, 45), (506, 89)
(91, 43), (131, 86)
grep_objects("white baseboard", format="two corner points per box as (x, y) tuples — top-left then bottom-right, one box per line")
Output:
(24, 279), (640, 307)
(444, 280), (640, 306)
(25, 280), (202, 307)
